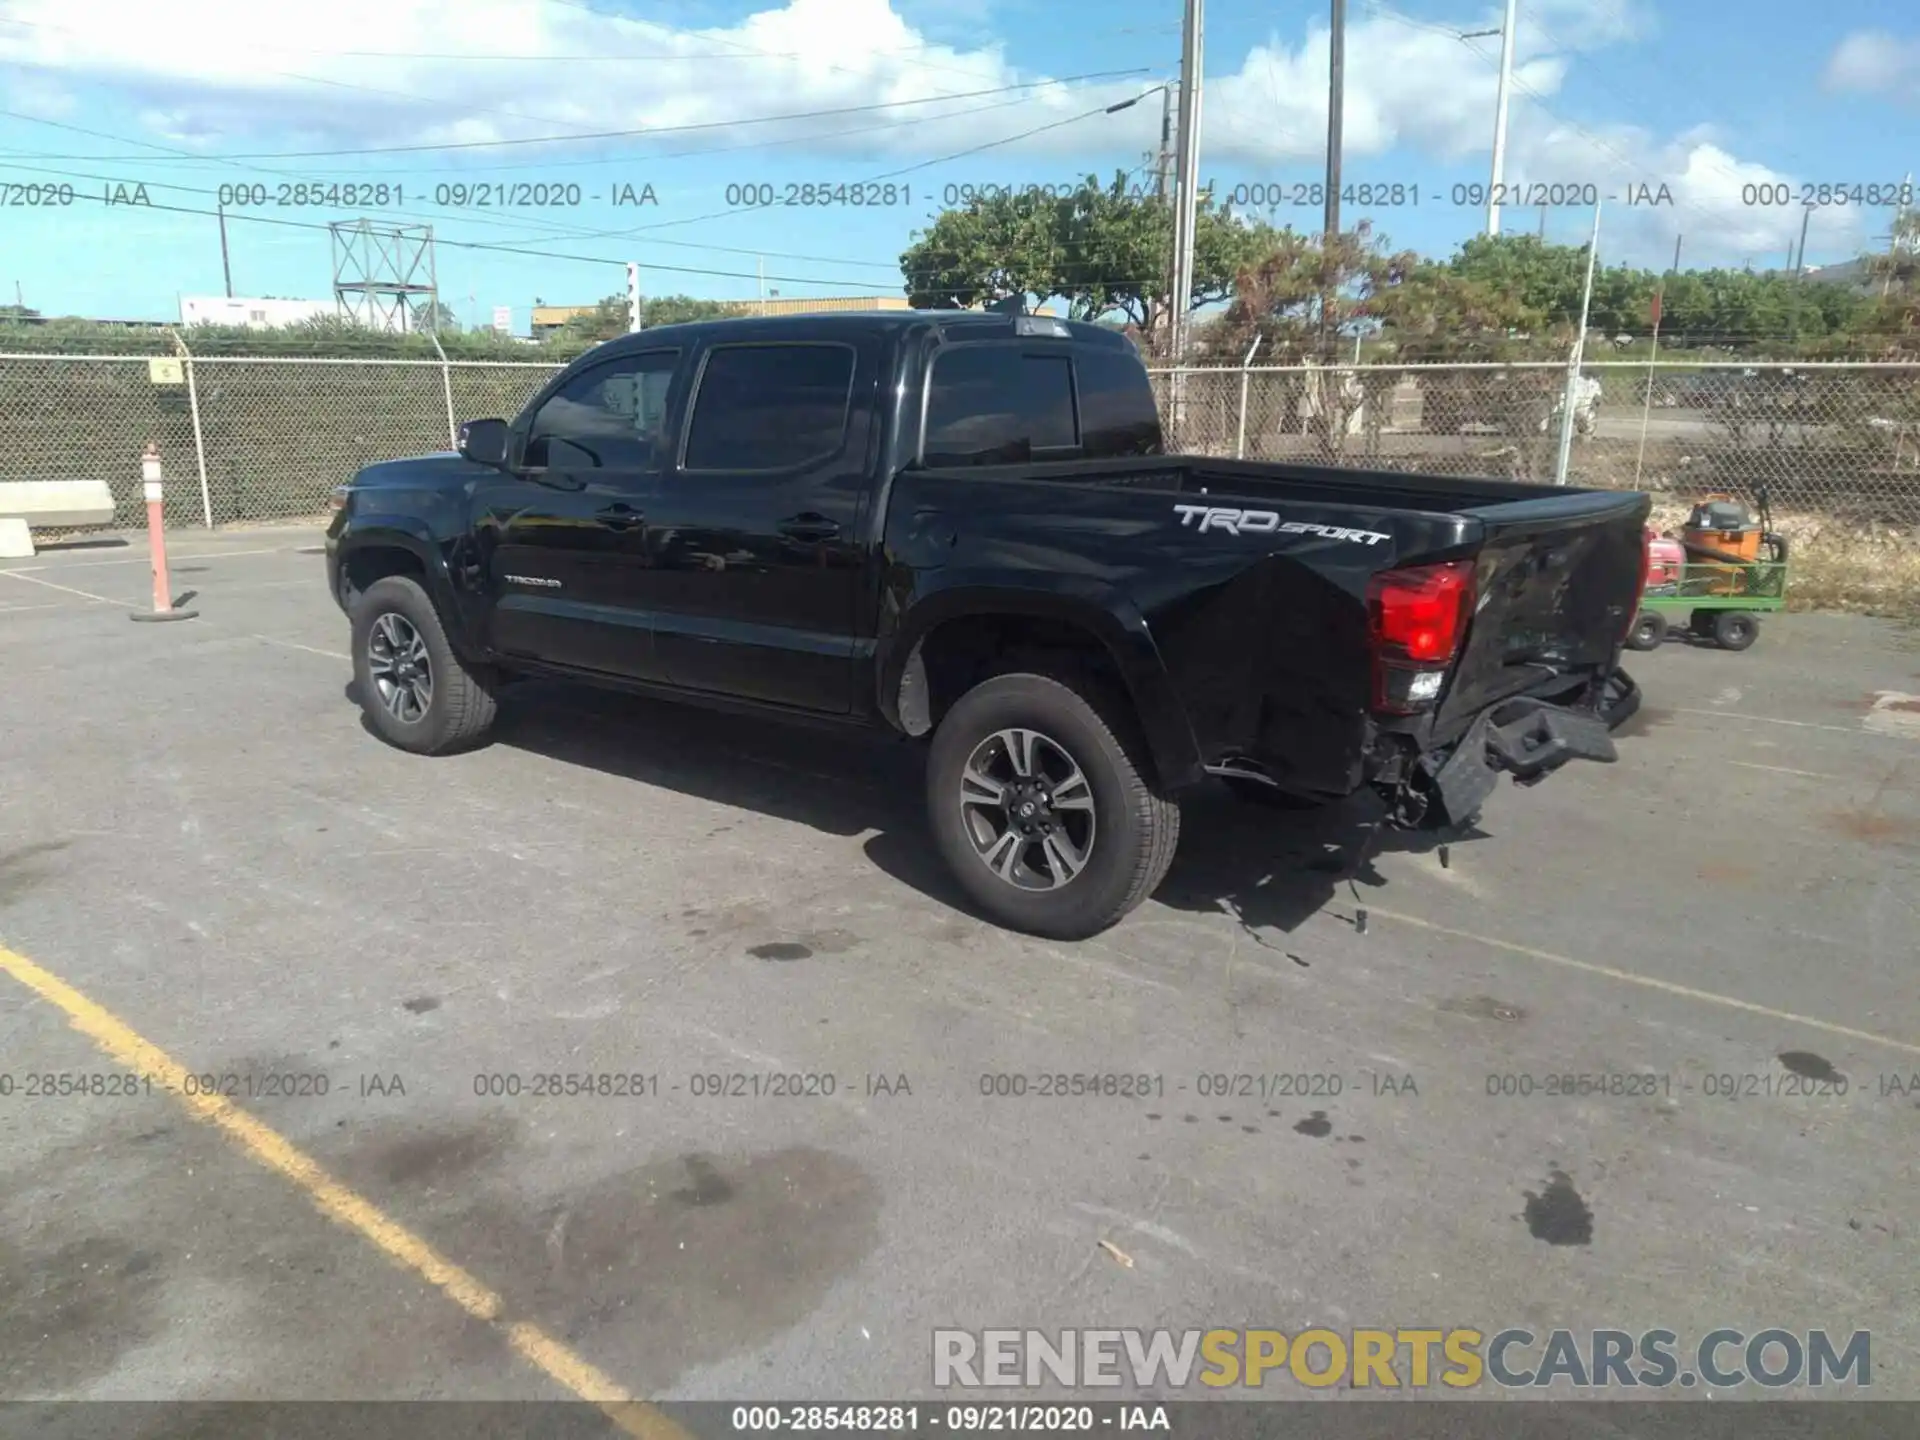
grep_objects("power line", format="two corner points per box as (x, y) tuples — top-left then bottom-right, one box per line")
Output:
(0, 158), (910, 273)
(504, 90), (1168, 244)
(0, 10), (1015, 85)
(0, 70), (1152, 162)
(0, 156), (1230, 293)
(0, 85), (1168, 280)
(0, 183), (920, 289)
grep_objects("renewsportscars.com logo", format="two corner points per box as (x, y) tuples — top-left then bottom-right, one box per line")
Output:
(932, 1327), (1872, 1391)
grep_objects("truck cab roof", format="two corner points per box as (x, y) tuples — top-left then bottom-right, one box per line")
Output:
(579, 308), (1140, 360)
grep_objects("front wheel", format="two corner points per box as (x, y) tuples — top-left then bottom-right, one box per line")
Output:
(350, 575), (498, 754)
(926, 671), (1180, 940)
(1625, 610), (1669, 651)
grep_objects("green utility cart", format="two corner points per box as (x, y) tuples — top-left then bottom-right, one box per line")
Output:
(1628, 558), (1789, 652)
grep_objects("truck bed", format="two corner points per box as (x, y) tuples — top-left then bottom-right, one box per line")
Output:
(923, 452), (1630, 516)
(896, 452), (1651, 780)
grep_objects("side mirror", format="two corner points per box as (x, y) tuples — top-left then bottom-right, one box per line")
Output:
(457, 417), (511, 468)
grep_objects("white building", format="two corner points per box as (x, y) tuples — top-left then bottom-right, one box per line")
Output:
(178, 295), (338, 330)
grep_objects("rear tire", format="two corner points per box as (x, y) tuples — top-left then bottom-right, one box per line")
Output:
(926, 670), (1179, 940)
(1712, 611), (1759, 652)
(350, 575), (498, 754)
(1625, 610), (1668, 651)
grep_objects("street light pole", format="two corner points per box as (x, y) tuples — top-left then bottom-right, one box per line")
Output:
(1488, 0), (1518, 235)
(1325, 0), (1346, 244)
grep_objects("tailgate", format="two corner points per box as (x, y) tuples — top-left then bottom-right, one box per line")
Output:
(1434, 488), (1650, 735)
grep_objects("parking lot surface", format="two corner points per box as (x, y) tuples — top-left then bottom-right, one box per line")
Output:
(2, 528), (1916, 1411)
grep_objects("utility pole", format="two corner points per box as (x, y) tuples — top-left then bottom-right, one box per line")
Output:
(1155, 84), (1175, 201)
(626, 262), (641, 332)
(1536, 204), (1546, 239)
(1487, 0), (1519, 235)
(1169, 0), (1204, 373)
(1324, 0), (1346, 243)
(1794, 204), (1812, 277)
(758, 257), (767, 316)
(1672, 234), (1683, 273)
(218, 200), (233, 298)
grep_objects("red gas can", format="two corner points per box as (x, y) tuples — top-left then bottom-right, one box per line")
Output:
(1645, 534), (1685, 594)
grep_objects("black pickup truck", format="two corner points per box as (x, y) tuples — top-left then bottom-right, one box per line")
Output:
(326, 310), (1648, 938)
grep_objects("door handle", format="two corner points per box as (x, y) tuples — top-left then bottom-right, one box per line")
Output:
(598, 502), (645, 531)
(777, 515), (840, 543)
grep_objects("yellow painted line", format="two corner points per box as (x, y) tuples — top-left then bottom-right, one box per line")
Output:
(0, 939), (691, 1440)
(0, 568), (132, 607)
(1364, 907), (1920, 1060)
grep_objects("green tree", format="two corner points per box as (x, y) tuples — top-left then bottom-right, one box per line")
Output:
(553, 292), (731, 344)
(900, 172), (1271, 352)
(642, 295), (732, 328)
(411, 299), (461, 333)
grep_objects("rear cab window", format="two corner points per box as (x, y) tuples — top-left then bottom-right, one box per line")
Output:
(920, 340), (1161, 466)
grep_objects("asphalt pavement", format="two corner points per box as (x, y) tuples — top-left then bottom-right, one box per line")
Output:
(1, 528), (1915, 1419)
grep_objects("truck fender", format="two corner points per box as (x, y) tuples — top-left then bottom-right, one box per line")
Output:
(878, 578), (1206, 792)
(335, 522), (483, 661)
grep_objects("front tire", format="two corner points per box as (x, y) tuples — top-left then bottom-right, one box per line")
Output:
(1625, 610), (1668, 651)
(926, 671), (1179, 940)
(350, 575), (497, 754)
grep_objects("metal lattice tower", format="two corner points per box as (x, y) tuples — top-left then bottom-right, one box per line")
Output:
(330, 219), (438, 333)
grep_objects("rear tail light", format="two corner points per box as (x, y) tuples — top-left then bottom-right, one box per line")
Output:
(1368, 560), (1475, 714)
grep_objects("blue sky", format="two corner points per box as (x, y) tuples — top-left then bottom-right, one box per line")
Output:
(1, 0), (1915, 330)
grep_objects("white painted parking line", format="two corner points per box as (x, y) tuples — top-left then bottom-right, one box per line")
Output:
(1365, 905), (1920, 1059)
(2, 545), (296, 573)
(251, 633), (349, 662)
(0, 569), (133, 607)
(1676, 705), (1916, 739)
(1727, 760), (1844, 780)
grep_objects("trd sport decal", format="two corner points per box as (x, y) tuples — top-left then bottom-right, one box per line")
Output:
(1172, 504), (1390, 546)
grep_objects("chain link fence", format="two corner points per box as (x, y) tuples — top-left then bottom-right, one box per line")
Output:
(1150, 361), (1920, 525)
(0, 348), (566, 531)
(2, 349), (1917, 532)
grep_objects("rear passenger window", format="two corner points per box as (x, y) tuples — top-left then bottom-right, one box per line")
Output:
(1074, 348), (1162, 460)
(682, 343), (855, 471)
(923, 347), (1078, 466)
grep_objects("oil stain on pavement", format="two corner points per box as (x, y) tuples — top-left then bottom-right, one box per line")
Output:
(1778, 1051), (1844, 1083)
(0, 1234), (166, 1391)
(1523, 1169), (1594, 1246)
(329, 1121), (884, 1394)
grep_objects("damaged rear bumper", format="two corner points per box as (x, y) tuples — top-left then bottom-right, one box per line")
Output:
(1388, 668), (1639, 830)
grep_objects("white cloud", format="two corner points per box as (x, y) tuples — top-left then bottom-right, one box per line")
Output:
(1822, 29), (1920, 99)
(0, 66), (77, 118)
(0, 0), (1867, 263)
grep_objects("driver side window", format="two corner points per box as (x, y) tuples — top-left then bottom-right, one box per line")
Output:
(525, 350), (679, 470)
